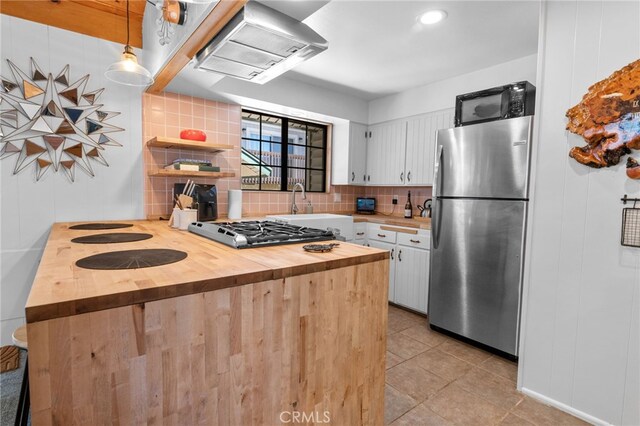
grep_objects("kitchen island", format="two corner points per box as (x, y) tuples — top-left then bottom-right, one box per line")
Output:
(25, 221), (389, 425)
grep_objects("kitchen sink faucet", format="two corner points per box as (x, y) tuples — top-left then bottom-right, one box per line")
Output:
(291, 183), (307, 214)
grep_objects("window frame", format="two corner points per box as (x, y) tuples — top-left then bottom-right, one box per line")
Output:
(241, 109), (328, 193)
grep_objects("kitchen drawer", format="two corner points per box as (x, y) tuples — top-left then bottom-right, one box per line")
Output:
(368, 227), (397, 243)
(354, 223), (367, 240)
(398, 231), (430, 250)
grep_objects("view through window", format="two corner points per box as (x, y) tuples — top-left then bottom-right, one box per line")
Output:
(241, 110), (327, 192)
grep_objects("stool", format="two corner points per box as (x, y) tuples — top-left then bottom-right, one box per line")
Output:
(12, 325), (29, 426)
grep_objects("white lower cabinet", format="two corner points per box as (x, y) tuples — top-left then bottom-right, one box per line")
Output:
(394, 246), (430, 313)
(368, 239), (396, 304)
(367, 223), (430, 314)
(353, 222), (367, 245)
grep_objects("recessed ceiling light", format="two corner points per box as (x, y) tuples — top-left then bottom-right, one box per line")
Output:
(419, 10), (447, 25)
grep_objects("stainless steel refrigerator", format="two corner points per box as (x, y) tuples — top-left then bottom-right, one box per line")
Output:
(428, 116), (533, 358)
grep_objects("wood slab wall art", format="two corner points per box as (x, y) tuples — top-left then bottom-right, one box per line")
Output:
(0, 58), (124, 181)
(566, 58), (640, 179)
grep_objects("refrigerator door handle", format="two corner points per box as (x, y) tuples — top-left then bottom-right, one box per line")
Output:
(433, 197), (442, 249)
(434, 145), (444, 198)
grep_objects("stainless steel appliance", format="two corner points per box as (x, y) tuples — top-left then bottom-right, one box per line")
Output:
(193, 1), (328, 84)
(188, 220), (335, 249)
(266, 214), (354, 241)
(455, 81), (535, 127)
(429, 116), (533, 358)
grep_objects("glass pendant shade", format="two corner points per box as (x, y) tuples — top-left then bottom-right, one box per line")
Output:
(105, 45), (154, 87)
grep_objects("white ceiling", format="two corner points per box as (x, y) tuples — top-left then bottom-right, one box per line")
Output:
(285, 0), (540, 100)
(171, 1), (540, 102)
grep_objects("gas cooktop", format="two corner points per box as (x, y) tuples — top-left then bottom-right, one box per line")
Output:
(188, 220), (336, 249)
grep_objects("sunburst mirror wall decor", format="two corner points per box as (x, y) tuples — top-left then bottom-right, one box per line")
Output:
(0, 58), (124, 181)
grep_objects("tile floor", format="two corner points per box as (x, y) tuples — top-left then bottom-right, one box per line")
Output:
(385, 305), (590, 425)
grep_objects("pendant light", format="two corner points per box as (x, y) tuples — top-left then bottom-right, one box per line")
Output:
(105, 0), (154, 86)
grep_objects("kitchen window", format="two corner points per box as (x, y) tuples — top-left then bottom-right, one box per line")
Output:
(241, 110), (327, 192)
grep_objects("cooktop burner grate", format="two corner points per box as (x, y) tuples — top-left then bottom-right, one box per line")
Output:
(188, 220), (335, 248)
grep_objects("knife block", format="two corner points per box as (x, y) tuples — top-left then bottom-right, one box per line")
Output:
(174, 183), (218, 222)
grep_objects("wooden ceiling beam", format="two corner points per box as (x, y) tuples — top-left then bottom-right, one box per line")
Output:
(145, 0), (247, 94)
(67, 0), (146, 20)
(0, 0), (144, 48)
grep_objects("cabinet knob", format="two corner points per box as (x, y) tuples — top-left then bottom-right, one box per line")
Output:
(356, 232), (365, 236)
(410, 239), (420, 244)
(377, 233), (386, 238)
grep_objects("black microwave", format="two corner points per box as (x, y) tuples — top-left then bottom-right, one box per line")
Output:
(454, 81), (535, 127)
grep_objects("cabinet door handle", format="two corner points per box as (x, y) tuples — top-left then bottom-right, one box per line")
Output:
(398, 250), (402, 262)
(377, 233), (386, 238)
(351, 172), (355, 181)
(367, 175), (370, 182)
(356, 232), (365, 236)
(390, 248), (394, 260)
(400, 172), (404, 182)
(407, 171), (411, 182)
(410, 239), (421, 243)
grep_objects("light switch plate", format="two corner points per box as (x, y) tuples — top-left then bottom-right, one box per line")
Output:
(333, 192), (341, 202)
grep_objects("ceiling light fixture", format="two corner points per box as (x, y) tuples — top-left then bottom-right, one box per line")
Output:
(419, 10), (447, 25)
(105, 0), (154, 86)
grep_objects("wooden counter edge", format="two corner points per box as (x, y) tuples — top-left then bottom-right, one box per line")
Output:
(25, 248), (389, 324)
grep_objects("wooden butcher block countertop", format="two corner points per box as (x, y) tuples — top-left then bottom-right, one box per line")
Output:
(352, 214), (432, 230)
(25, 220), (388, 323)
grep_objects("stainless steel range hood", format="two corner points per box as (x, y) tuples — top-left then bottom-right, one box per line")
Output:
(193, 1), (327, 84)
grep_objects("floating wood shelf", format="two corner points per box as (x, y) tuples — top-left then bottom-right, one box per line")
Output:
(148, 170), (236, 178)
(146, 136), (234, 153)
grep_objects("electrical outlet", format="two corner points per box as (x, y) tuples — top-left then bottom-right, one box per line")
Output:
(333, 192), (341, 202)
(392, 195), (398, 205)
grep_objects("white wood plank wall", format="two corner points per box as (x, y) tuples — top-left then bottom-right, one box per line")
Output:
(0, 16), (145, 344)
(520, 2), (640, 425)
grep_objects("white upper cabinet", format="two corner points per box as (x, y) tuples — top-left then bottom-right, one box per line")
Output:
(331, 121), (367, 185)
(349, 123), (368, 185)
(366, 120), (406, 185)
(405, 110), (454, 186)
(331, 109), (453, 186)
